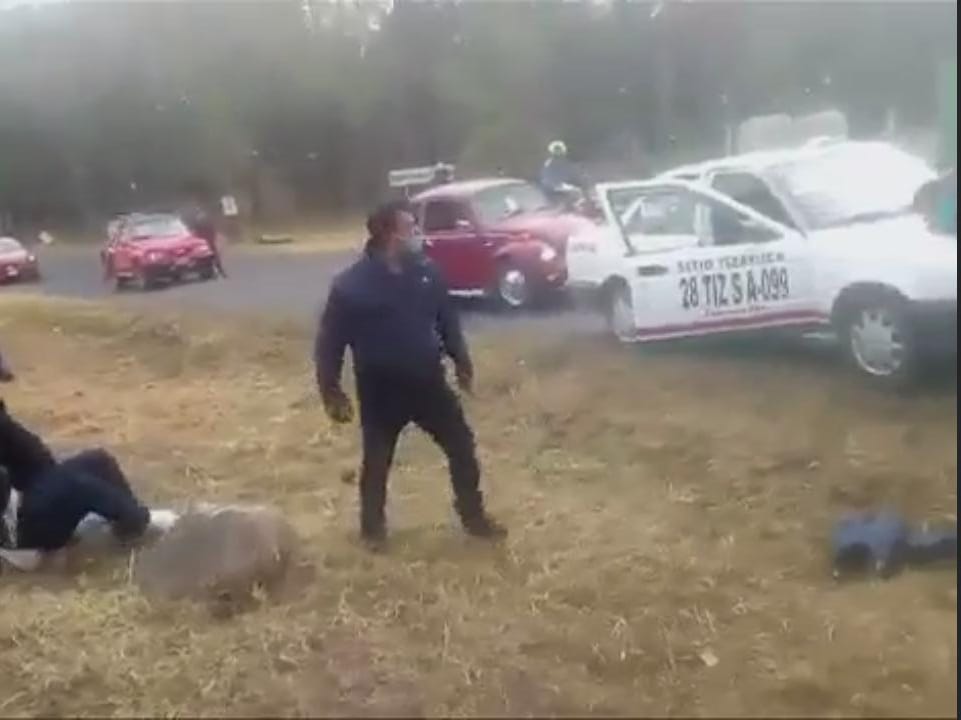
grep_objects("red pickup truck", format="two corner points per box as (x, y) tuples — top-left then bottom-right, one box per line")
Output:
(410, 178), (594, 308)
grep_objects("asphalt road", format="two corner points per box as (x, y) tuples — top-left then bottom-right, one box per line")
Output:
(3, 245), (604, 336)
(5, 245), (956, 388)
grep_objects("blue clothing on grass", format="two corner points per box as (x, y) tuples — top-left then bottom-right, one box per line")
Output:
(540, 156), (580, 193)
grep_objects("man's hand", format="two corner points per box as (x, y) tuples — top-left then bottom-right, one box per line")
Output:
(455, 364), (474, 396)
(322, 386), (354, 424)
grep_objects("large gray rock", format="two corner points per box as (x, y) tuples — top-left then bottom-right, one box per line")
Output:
(133, 504), (299, 603)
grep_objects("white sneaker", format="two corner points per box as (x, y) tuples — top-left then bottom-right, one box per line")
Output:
(148, 509), (179, 533)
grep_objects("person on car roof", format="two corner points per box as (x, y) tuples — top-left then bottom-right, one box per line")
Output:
(313, 201), (506, 552)
(540, 140), (583, 200)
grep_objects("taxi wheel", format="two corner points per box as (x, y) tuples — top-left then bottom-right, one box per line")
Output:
(199, 260), (216, 281)
(604, 281), (636, 343)
(838, 291), (918, 389)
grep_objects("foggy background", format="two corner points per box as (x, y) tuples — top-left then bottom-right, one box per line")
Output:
(0, 0), (956, 232)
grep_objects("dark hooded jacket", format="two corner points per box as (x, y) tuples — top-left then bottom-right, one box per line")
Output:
(0, 399), (57, 494)
(314, 242), (471, 391)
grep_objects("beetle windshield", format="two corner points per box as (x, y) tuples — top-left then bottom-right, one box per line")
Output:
(473, 182), (551, 225)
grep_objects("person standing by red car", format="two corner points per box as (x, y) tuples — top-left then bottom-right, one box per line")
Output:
(182, 202), (228, 279)
(179, 182), (228, 279)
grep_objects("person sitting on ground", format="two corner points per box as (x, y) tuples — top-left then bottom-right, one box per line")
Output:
(0, 398), (170, 554)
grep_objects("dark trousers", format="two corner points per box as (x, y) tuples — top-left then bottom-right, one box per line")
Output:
(356, 370), (484, 534)
(210, 244), (227, 277)
(203, 236), (227, 277)
(16, 448), (150, 551)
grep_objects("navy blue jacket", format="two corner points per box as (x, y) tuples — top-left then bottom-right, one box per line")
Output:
(314, 244), (472, 391)
(540, 156), (580, 192)
(0, 398), (57, 494)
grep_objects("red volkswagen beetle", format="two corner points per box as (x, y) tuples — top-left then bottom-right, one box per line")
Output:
(410, 179), (594, 308)
(0, 236), (41, 285)
(102, 213), (215, 291)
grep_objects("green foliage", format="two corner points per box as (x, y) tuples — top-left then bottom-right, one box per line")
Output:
(0, 0), (955, 227)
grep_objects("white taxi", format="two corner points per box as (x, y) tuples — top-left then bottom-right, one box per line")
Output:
(566, 141), (956, 387)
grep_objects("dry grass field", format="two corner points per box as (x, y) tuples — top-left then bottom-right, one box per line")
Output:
(0, 295), (956, 718)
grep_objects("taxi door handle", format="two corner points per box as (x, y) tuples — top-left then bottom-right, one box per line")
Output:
(637, 264), (669, 277)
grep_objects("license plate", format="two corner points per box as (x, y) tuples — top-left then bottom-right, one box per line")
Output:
(5, 266), (18, 277)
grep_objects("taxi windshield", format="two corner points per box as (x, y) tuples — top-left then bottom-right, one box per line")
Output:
(768, 144), (935, 231)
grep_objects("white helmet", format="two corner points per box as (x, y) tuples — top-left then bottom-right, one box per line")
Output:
(548, 140), (567, 157)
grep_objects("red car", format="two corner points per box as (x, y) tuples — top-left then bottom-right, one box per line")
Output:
(411, 179), (595, 308)
(0, 236), (41, 284)
(102, 213), (216, 291)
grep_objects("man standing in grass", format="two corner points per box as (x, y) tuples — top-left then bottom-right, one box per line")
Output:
(314, 201), (506, 551)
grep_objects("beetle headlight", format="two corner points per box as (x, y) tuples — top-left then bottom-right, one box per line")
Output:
(539, 244), (558, 263)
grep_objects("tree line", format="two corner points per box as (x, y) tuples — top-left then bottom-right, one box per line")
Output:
(0, 0), (956, 230)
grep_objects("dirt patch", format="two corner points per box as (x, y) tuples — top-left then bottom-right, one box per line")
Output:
(0, 297), (956, 717)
